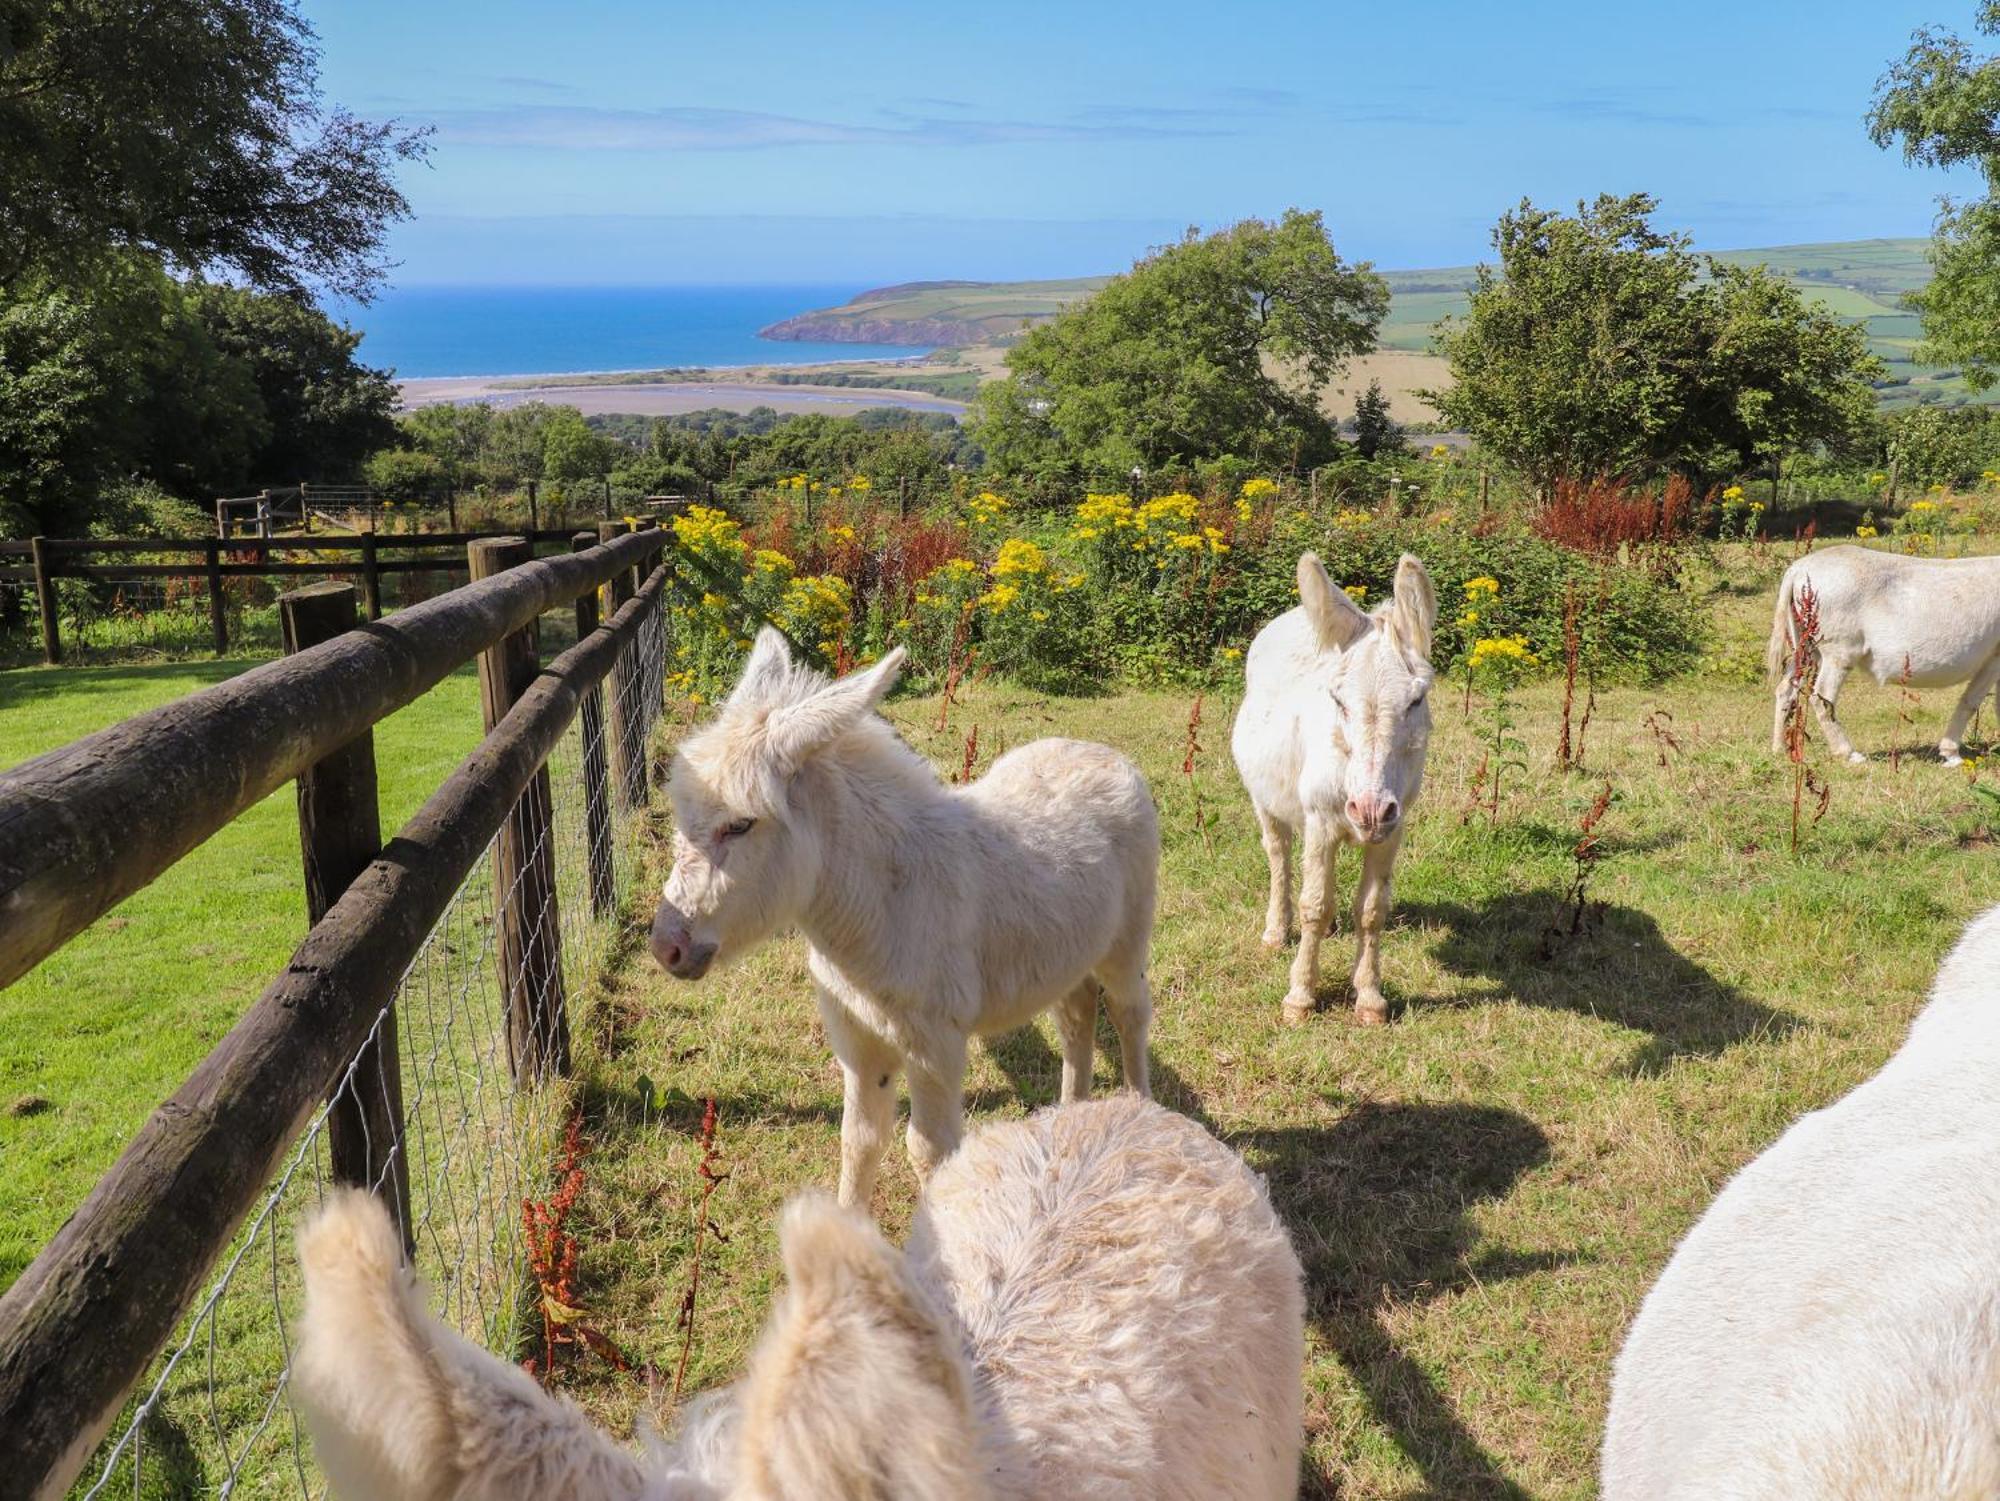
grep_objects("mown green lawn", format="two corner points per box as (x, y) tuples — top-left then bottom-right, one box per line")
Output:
(0, 659), (485, 1286)
(544, 570), (2000, 1499)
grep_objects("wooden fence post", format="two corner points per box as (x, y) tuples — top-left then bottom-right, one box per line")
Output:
(572, 532), (617, 917)
(204, 538), (228, 656)
(361, 532), (383, 621)
(597, 520), (645, 811)
(279, 583), (413, 1250)
(468, 537), (569, 1083)
(29, 536), (59, 666)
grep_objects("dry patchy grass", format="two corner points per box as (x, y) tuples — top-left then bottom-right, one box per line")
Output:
(538, 572), (2000, 1498)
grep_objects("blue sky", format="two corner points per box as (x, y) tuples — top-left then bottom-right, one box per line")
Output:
(311, 0), (1973, 286)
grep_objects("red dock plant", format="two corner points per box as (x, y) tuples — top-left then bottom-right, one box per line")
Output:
(1532, 474), (1692, 558)
(1782, 581), (1832, 853)
(672, 1097), (729, 1402)
(1181, 694), (1216, 853)
(1540, 780), (1614, 959)
(522, 1112), (635, 1382)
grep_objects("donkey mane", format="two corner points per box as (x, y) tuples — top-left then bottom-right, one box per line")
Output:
(677, 653), (939, 820)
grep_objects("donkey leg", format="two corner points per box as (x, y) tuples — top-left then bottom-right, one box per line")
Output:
(1283, 814), (1335, 1025)
(1350, 835), (1403, 1026)
(819, 986), (902, 1210)
(1810, 660), (1865, 765)
(1255, 805), (1295, 948)
(906, 1037), (969, 1183)
(1940, 653), (2000, 765)
(1097, 959), (1153, 1097)
(1055, 981), (1098, 1103)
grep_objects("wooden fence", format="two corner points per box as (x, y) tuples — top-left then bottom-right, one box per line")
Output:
(0, 522), (678, 1497)
(0, 529), (585, 665)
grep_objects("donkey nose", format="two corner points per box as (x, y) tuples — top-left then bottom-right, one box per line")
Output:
(650, 908), (691, 974)
(1346, 793), (1401, 840)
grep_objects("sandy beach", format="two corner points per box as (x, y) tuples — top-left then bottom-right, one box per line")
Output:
(397, 371), (968, 418)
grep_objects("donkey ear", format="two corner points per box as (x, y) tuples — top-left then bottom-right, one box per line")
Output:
(728, 626), (798, 710)
(1388, 553), (1437, 661)
(766, 646), (906, 767)
(737, 1194), (983, 1499)
(1298, 552), (1371, 651)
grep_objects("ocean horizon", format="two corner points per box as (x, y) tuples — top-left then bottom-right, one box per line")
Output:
(329, 284), (929, 380)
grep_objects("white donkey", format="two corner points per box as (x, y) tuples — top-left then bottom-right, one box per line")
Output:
(1603, 905), (2000, 1498)
(650, 628), (1158, 1207)
(1768, 544), (2000, 765)
(292, 1095), (1306, 1501)
(1232, 552), (1436, 1025)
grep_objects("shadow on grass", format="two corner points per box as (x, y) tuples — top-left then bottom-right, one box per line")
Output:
(976, 1000), (1222, 1133)
(0, 655), (257, 706)
(1240, 1100), (1561, 1501)
(1400, 893), (1800, 1074)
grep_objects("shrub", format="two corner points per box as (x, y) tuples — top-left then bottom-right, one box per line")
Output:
(363, 447), (445, 503)
(663, 485), (1709, 701)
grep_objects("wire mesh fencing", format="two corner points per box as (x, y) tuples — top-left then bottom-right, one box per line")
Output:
(69, 580), (670, 1500)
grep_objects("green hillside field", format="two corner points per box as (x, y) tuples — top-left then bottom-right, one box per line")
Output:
(769, 237), (1976, 409)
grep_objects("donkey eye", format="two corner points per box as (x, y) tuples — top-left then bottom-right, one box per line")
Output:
(720, 817), (756, 839)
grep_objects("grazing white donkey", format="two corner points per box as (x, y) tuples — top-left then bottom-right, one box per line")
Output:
(650, 628), (1158, 1206)
(292, 1094), (1306, 1501)
(1768, 543), (2000, 766)
(1603, 905), (2000, 1499)
(1232, 552), (1437, 1025)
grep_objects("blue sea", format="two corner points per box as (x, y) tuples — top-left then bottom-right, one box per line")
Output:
(328, 285), (929, 379)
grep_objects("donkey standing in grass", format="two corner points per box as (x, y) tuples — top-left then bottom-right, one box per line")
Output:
(1603, 904), (2000, 1498)
(650, 628), (1158, 1207)
(293, 1095), (1305, 1501)
(1233, 552), (1437, 1025)
(1768, 544), (2000, 765)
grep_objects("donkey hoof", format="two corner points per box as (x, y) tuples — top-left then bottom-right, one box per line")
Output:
(1941, 752), (1964, 768)
(1848, 751), (1868, 766)
(1354, 998), (1389, 1026)
(1261, 927), (1289, 951)
(1280, 993), (1315, 1026)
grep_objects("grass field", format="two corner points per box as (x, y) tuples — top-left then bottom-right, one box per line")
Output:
(0, 660), (485, 1285)
(503, 551), (2000, 1498)
(10, 550), (2000, 1495)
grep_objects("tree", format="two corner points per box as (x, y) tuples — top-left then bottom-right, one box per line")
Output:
(363, 447), (445, 503)
(1351, 379), (1405, 459)
(1869, 3), (2000, 388)
(0, 0), (428, 299)
(190, 284), (398, 482)
(973, 211), (1387, 481)
(1426, 195), (1881, 494)
(541, 407), (623, 491)
(1673, 264), (1881, 483)
(0, 261), (265, 535)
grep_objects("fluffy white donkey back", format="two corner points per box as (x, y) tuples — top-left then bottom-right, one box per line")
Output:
(1602, 905), (2000, 1498)
(293, 1095), (1304, 1500)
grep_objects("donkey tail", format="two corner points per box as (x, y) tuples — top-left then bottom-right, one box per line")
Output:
(1766, 566), (1796, 684)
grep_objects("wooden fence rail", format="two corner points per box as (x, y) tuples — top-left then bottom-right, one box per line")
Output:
(0, 530), (672, 1497)
(1, 529), (589, 663)
(0, 526), (664, 993)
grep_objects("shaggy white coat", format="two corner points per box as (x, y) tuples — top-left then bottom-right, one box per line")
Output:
(1766, 543), (2000, 764)
(292, 1094), (1307, 1501)
(1602, 904), (2000, 1498)
(649, 629), (1160, 1207)
(1231, 552), (1437, 1023)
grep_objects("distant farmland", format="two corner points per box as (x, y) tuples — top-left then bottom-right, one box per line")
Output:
(765, 237), (1970, 412)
